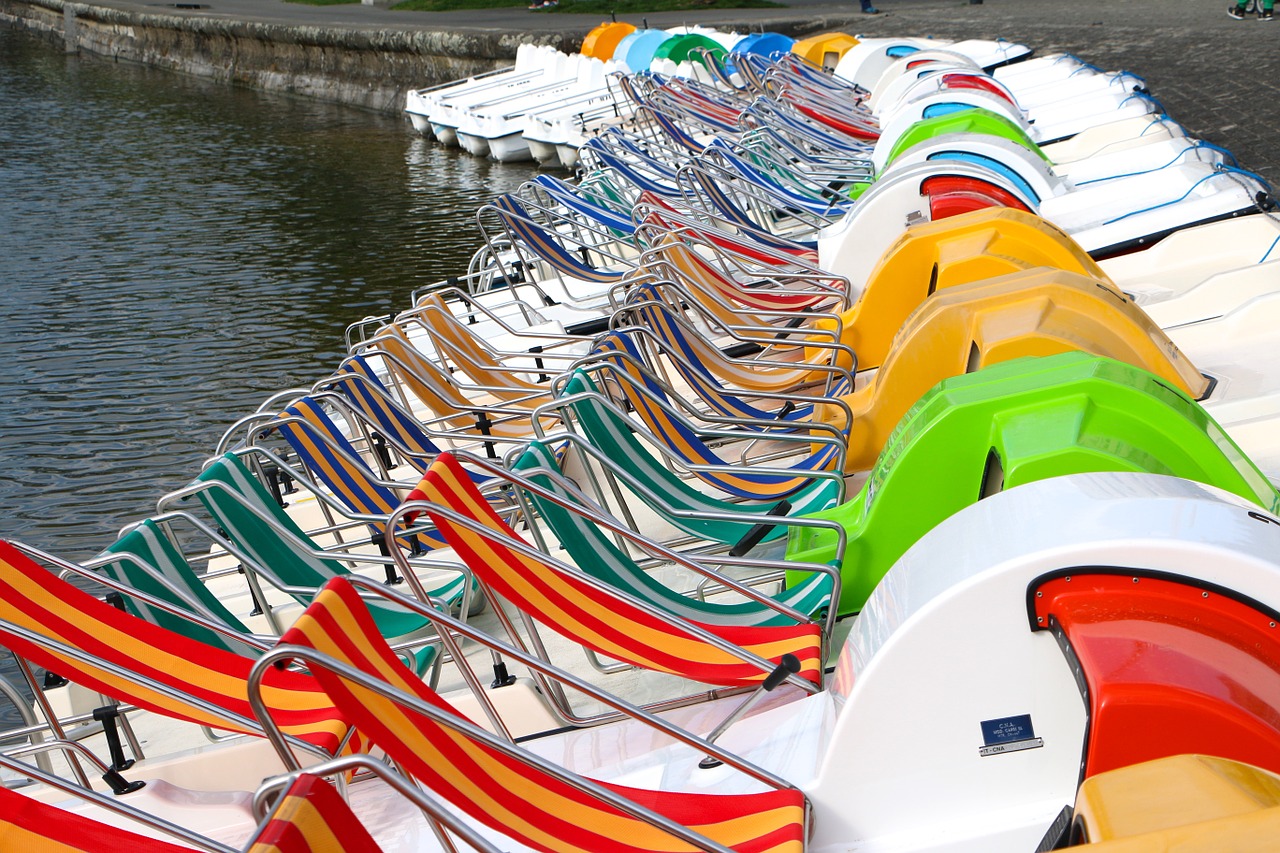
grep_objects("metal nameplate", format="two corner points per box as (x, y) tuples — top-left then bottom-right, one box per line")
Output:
(979, 737), (1044, 757)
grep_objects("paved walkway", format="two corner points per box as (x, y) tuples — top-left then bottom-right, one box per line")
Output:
(80, 0), (1280, 185)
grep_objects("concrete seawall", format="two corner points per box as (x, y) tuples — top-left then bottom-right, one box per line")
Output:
(0, 0), (576, 112)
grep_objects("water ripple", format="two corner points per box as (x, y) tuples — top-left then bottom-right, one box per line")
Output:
(0, 27), (533, 563)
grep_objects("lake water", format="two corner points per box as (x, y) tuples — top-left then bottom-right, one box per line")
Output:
(0, 25), (534, 721)
(0, 26), (534, 562)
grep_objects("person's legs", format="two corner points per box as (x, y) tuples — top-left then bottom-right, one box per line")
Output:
(1261, 0), (1274, 20)
(1228, 2), (1248, 18)
(860, 0), (880, 11)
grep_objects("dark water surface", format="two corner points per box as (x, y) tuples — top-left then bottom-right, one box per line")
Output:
(0, 27), (533, 564)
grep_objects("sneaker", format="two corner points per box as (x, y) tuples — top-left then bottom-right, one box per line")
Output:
(1228, 5), (1246, 17)
(1261, 10), (1274, 19)
(862, 4), (880, 11)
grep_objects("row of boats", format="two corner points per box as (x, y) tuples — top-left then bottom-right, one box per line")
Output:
(4, 23), (1280, 853)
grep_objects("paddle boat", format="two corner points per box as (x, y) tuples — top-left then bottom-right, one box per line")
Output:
(5, 27), (1280, 853)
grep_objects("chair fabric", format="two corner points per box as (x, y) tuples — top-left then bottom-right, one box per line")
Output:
(586, 337), (842, 500)
(0, 782), (196, 852)
(408, 453), (823, 687)
(0, 770), (378, 853)
(0, 540), (354, 755)
(511, 440), (833, 625)
(558, 372), (840, 542)
(247, 772), (382, 853)
(99, 519), (260, 656)
(193, 452), (455, 673)
(328, 356), (443, 475)
(282, 577), (808, 853)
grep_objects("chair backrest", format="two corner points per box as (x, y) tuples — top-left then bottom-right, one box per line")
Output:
(362, 328), (500, 435)
(192, 453), (460, 644)
(0, 540), (352, 755)
(280, 577), (808, 853)
(490, 194), (630, 285)
(410, 453), (823, 687)
(625, 283), (837, 395)
(0, 769), (382, 853)
(328, 356), (442, 475)
(626, 294), (854, 418)
(0, 781), (198, 853)
(247, 772), (382, 853)
(411, 294), (548, 401)
(558, 370), (839, 532)
(274, 396), (402, 525)
(98, 519), (258, 656)
(511, 440), (832, 626)
(588, 334), (842, 499)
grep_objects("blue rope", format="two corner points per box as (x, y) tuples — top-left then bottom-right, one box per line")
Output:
(1073, 142), (1233, 186)
(1101, 166), (1253, 225)
(1259, 232), (1280, 265)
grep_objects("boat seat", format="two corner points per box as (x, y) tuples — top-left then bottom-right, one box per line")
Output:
(1030, 571), (1280, 777)
(510, 438), (837, 635)
(405, 452), (824, 691)
(272, 576), (810, 853)
(97, 519), (262, 657)
(0, 540), (356, 760)
(582, 334), (846, 500)
(185, 451), (473, 641)
(1068, 754), (1280, 850)
(0, 760), (437, 853)
(556, 370), (843, 537)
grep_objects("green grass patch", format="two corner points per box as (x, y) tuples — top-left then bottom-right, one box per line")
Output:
(392, 0), (780, 10)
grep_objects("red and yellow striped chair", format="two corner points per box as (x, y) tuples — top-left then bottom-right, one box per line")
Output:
(280, 577), (810, 853)
(409, 452), (824, 690)
(0, 770), (377, 853)
(0, 540), (356, 760)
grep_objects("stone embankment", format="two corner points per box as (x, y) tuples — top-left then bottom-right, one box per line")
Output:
(0, 0), (573, 111)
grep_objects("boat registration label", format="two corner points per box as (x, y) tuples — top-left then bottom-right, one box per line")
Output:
(978, 713), (1044, 757)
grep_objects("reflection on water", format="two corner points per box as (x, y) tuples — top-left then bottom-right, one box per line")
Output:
(0, 26), (532, 563)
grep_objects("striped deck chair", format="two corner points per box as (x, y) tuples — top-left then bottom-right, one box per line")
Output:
(0, 540), (356, 760)
(270, 395), (446, 555)
(623, 284), (848, 396)
(248, 772), (383, 853)
(409, 293), (556, 401)
(187, 451), (464, 669)
(511, 440), (836, 632)
(528, 174), (639, 238)
(634, 191), (821, 265)
(644, 233), (841, 316)
(590, 329), (847, 433)
(556, 371), (842, 537)
(408, 452), (824, 689)
(360, 326), (548, 435)
(614, 308), (855, 429)
(488, 194), (632, 287)
(322, 355), (443, 476)
(583, 339), (845, 501)
(0, 768), (385, 853)
(97, 519), (262, 657)
(277, 577), (809, 853)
